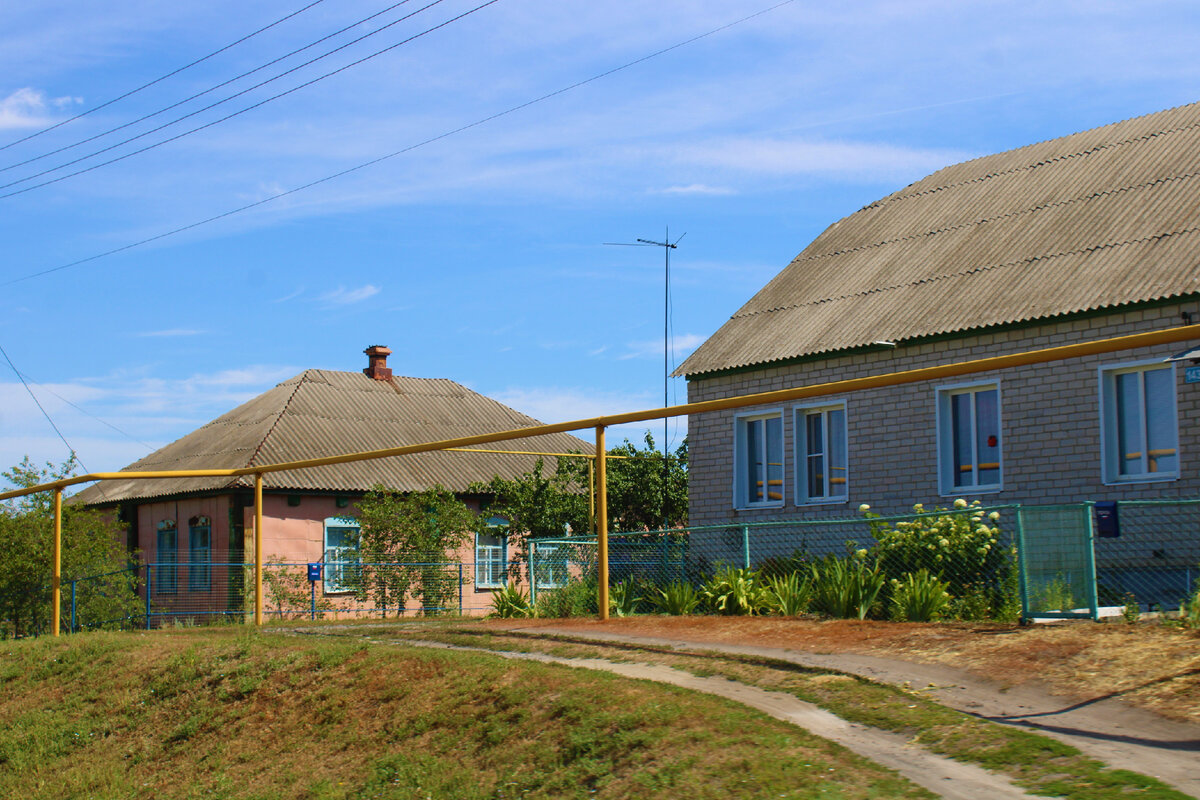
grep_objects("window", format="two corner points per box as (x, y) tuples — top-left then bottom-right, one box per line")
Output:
(937, 383), (1001, 494)
(734, 411), (784, 508)
(188, 516), (211, 592)
(155, 519), (177, 594)
(323, 516), (360, 593)
(532, 541), (566, 589)
(795, 403), (848, 504)
(1100, 362), (1178, 483)
(475, 517), (508, 589)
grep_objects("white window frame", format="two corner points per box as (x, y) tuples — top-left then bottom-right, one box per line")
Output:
(936, 381), (1002, 496)
(794, 402), (848, 505)
(1098, 360), (1179, 484)
(323, 516), (361, 594)
(475, 517), (508, 589)
(532, 541), (567, 589)
(733, 409), (785, 509)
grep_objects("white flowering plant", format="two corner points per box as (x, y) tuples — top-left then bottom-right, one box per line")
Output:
(860, 501), (1017, 620)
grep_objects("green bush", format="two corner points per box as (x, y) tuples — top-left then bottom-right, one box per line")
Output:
(648, 580), (700, 615)
(888, 569), (950, 622)
(763, 572), (811, 616)
(534, 579), (596, 618)
(699, 566), (768, 615)
(755, 549), (811, 581)
(1179, 579), (1200, 629)
(489, 583), (534, 618)
(608, 580), (641, 617)
(809, 550), (884, 620)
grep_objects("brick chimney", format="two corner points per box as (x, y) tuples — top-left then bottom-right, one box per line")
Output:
(363, 345), (393, 380)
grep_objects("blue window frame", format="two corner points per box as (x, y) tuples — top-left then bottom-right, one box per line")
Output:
(734, 410), (784, 508)
(188, 516), (211, 592)
(323, 516), (361, 593)
(937, 382), (1001, 495)
(475, 517), (508, 589)
(795, 402), (848, 504)
(1100, 362), (1179, 483)
(155, 519), (177, 594)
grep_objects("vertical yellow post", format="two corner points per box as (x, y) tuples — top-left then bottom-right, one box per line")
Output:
(254, 474), (264, 627)
(51, 487), (62, 637)
(588, 459), (595, 538)
(595, 426), (609, 620)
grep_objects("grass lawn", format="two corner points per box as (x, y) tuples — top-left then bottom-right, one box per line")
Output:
(0, 627), (933, 800)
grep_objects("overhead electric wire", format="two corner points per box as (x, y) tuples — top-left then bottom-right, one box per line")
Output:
(0, 343), (88, 473)
(0, 0), (472, 197)
(0, 0), (330, 154)
(11, 368), (156, 451)
(0, 0), (421, 175)
(3, 0), (797, 287)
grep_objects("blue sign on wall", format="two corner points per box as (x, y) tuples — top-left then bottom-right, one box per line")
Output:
(307, 563), (322, 582)
(1187, 365), (1200, 384)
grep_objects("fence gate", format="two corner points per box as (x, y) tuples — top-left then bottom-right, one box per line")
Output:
(1016, 504), (1099, 621)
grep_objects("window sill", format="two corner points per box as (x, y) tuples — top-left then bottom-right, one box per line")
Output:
(734, 502), (785, 511)
(938, 485), (1002, 497)
(1102, 473), (1179, 486)
(796, 497), (849, 507)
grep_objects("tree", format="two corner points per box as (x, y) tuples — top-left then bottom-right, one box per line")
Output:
(354, 485), (480, 615)
(0, 456), (140, 637)
(604, 433), (688, 532)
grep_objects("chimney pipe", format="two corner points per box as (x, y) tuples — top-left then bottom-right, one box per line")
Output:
(363, 345), (392, 380)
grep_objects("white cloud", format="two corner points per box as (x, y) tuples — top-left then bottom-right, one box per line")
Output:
(673, 138), (973, 180)
(652, 183), (735, 196)
(320, 284), (381, 306)
(489, 385), (687, 450)
(620, 333), (706, 361)
(0, 87), (78, 130)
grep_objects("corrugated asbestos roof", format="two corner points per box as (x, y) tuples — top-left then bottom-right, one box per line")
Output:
(676, 102), (1200, 377)
(75, 370), (591, 504)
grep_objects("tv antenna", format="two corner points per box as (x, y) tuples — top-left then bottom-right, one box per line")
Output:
(604, 227), (686, 531)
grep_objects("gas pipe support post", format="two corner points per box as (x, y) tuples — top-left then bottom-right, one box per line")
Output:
(51, 487), (62, 637)
(596, 425), (609, 620)
(254, 474), (264, 627)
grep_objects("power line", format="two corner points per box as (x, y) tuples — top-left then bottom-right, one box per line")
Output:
(2, 0), (797, 286)
(0, 0), (421, 176)
(0, 343), (88, 473)
(0, 0), (476, 197)
(10, 368), (156, 451)
(0, 0), (330, 154)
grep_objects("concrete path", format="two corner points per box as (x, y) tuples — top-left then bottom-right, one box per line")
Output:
(402, 637), (1037, 800)
(516, 626), (1200, 798)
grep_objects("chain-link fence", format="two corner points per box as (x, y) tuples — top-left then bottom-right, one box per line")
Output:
(51, 499), (1200, 630)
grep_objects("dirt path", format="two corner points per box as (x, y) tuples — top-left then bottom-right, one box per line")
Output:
(516, 626), (1200, 798)
(401, 637), (1036, 800)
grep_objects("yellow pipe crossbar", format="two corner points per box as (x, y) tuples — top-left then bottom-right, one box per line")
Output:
(16, 322), (1200, 631)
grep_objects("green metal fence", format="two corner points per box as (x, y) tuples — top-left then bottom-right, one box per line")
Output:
(27, 498), (1200, 633)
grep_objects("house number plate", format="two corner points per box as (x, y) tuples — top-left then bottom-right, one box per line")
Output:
(1186, 366), (1200, 384)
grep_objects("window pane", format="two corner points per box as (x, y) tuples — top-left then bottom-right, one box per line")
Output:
(951, 392), (973, 487)
(828, 408), (847, 497)
(1116, 372), (1143, 475)
(765, 416), (783, 501)
(1143, 368), (1177, 474)
(975, 389), (999, 486)
(806, 412), (825, 498)
(746, 418), (763, 502)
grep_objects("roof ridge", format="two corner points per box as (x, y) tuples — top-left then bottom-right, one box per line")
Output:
(243, 369), (310, 471)
(861, 115), (1200, 214)
(773, 166), (1200, 273)
(732, 224), (1200, 321)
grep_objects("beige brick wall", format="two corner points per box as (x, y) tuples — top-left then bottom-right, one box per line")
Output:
(686, 302), (1200, 527)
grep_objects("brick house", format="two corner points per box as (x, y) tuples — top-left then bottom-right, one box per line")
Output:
(75, 346), (589, 617)
(677, 103), (1200, 536)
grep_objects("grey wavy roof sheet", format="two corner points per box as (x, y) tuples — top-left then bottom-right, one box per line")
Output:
(677, 102), (1200, 377)
(75, 370), (590, 503)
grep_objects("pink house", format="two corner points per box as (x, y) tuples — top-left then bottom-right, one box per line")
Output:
(75, 346), (589, 620)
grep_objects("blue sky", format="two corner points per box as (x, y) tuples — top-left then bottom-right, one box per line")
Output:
(2, 0), (1200, 482)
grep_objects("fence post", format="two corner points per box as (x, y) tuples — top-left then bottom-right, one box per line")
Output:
(145, 564), (153, 631)
(1014, 506), (1030, 624)
(1083, 502), (1100, 621)
(741, 524), (750, 569)
(530, 542), (538, 606)
(458, 562), (463, 616)
(70, 580), (77, 634)
(310, 578), (316, 621)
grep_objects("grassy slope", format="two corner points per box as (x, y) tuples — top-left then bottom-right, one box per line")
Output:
(0, 628), (933, 800)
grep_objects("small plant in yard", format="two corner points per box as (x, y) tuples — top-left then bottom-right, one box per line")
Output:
(809, 549), (885, 620)
(1122, 592), (1141, 623)
(888, 569), (951, 622)
(608, 579), (641, 617)
(1034, 574), (1081, 613)
(649, 580), (701, 615)
(489, 582), (534, 618)
(1179, 579), (1200, 628)
(699, 565), (768, 615)
(763, 572), (811, 616)
(534, 579), (596, 618)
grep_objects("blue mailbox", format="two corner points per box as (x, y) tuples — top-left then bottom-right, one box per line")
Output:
(307, 562), (322, 582)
